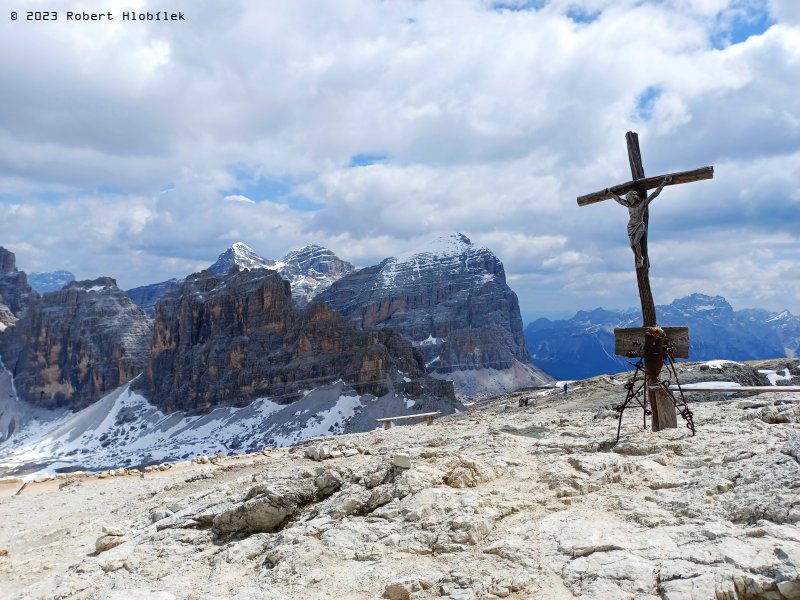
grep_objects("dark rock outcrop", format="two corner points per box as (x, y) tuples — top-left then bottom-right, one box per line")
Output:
(315, 234), (551, 395)
(125, 242), (272, 317)
(0, 248), (15, 273)
(0, 247), (37, 318)
(1, 277), (153, 410)
(141, 269), (454, 414)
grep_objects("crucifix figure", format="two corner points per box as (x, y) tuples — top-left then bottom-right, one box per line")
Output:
(608, 176), (670, 269)
(577, 132), (713, 434)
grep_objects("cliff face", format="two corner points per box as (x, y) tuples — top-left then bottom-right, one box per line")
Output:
(315, 234), (551, 395)
(0, 247), (37, 319)
(2, 277), (153, 410)
(141, 269), (454, 414)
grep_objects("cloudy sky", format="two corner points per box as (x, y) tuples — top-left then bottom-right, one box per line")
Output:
(1, 0), (798, 323)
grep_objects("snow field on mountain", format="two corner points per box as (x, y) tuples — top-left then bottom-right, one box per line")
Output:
(0, 374), (460, 479)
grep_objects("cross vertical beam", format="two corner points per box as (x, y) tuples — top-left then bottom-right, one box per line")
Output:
(624, 131), (674, 430)
(625, 132), (656, 327)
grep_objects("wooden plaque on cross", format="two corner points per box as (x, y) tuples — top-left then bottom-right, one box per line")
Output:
(577, 131), (713, 431)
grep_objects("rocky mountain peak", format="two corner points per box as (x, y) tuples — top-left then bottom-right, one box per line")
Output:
(128, 242), (355, 315)
(672, 293), (733, 314)
(0, 247), (36, 319)
(766, 309), (793, 324)
(316, 233), (551, 397)
(274, 244), (355, 307)
(526, 293), (800, 380)
(0, 247), (16, 273)
(66, 276), (118, 291)
(279, 244), (346, 270)
(377, 232), (503, 289)
(389, 232), (479, 262)
(207, 242), (273, 276)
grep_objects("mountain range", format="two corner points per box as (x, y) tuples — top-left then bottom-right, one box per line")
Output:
(128, 236), (549, 398)
(0, 235), (548, 475)
(525, 293), (800, 379)
(127, 242), (355, 316)
(27, 270), (75, 294)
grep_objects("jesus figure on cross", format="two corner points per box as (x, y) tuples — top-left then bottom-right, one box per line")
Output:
(606, 175), (671, 269)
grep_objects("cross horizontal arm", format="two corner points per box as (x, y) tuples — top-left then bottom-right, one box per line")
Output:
(577, 166), (713, 207)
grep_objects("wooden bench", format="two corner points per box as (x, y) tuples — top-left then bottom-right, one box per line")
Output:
(376, 411), (441, 430)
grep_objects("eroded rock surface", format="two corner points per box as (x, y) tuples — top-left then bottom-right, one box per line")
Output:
(2, 358), (798, 599)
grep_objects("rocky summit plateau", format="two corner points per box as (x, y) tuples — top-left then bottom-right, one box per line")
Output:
(0, 358), (798, 599)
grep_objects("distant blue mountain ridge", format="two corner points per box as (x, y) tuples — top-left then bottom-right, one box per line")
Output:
(27, 270), (76, 294)
(524, 293), (800, 380)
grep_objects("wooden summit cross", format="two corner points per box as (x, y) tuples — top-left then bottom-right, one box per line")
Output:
(577, 132), (713, 432)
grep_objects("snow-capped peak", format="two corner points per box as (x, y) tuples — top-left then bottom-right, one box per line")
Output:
(207, 242), (274, 276)
(392, 232), (481, 263)
(378, 233), (498, 288)
(205, 242), (353, 305)
(274, 245), (354, 306)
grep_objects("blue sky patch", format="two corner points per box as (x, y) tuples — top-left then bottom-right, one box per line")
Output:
(224, 167), (322, 211)
(34, 189), (70, 203)
(711, 1), (775, 48)
(491, 0), (547, 12)
(566, 5), (600, 24)
(349, 153), (387, 167)
(635, 86), (662, 120)
(96, 184), (126, 195)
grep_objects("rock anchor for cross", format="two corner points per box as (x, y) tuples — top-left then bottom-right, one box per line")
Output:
(577, 132), (713, 432)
